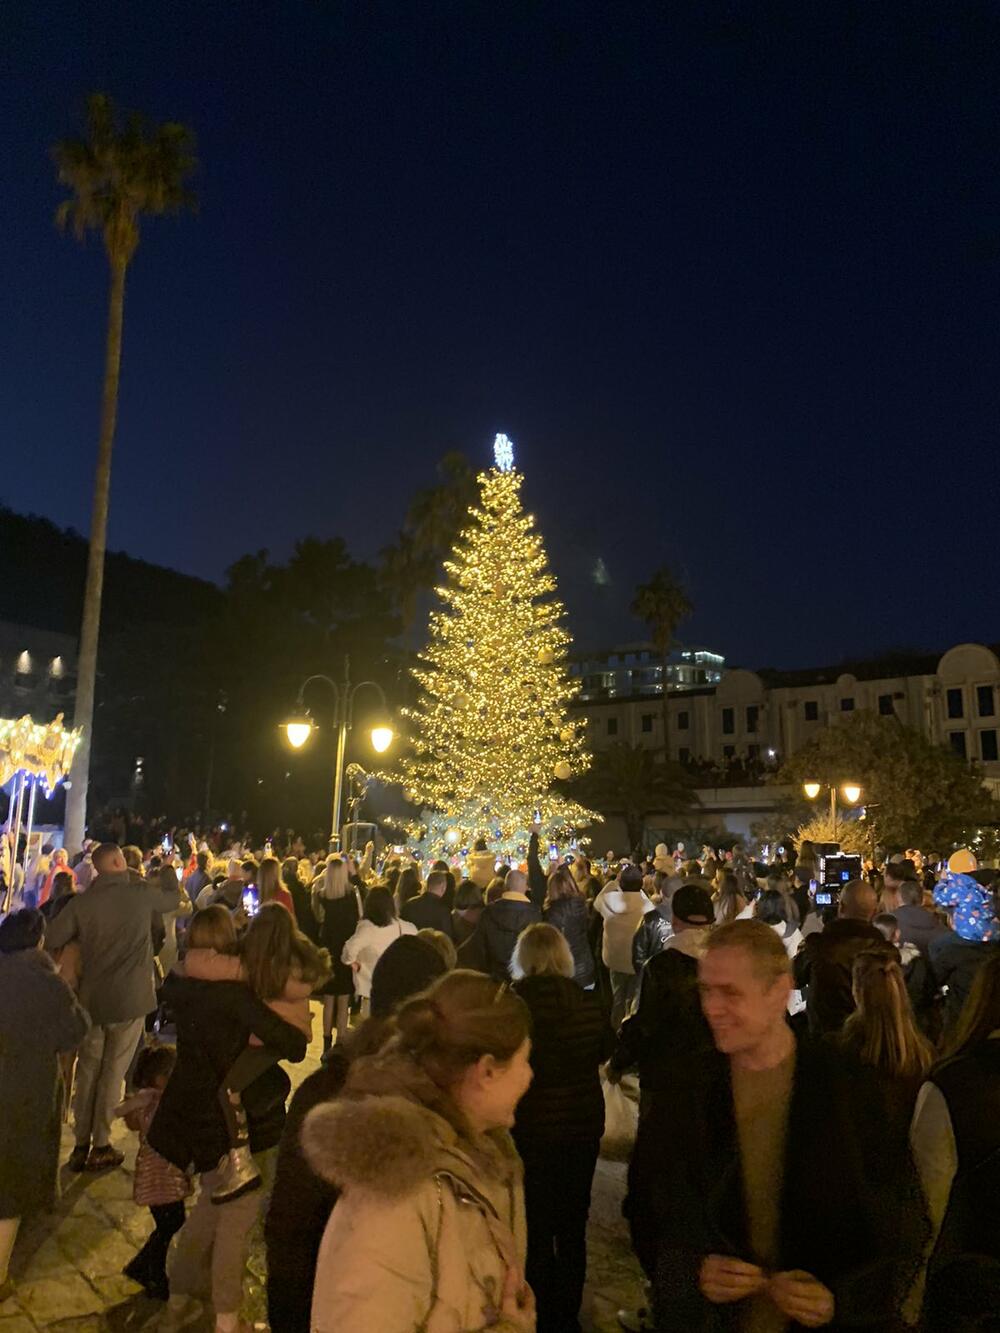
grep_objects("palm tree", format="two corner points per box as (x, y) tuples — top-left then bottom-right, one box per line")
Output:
(631, 565), (692, 760)
(54, 94), (196, 849)
(574, 743), (696, 854)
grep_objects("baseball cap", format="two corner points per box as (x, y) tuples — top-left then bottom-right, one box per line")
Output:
(672, 883), (715, 925)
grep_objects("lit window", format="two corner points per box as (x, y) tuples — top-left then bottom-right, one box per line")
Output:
(50, 656), (64, 678)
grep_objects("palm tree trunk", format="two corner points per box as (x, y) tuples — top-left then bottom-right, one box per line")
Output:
(65, 255), (127, 852)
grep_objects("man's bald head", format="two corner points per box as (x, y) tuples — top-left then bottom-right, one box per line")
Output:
(839, 879), (878, 922)
(504, 868), (527, 896)
(93, 843), (127, 875)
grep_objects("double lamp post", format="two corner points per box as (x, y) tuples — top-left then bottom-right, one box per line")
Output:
(802, 779), (862, 825)
(283, 656), (393, 852)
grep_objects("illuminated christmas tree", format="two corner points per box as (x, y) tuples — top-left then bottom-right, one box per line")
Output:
(393, 434), (593, 858)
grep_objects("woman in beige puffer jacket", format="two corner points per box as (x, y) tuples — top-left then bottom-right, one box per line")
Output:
(302, 969), (535, 1332)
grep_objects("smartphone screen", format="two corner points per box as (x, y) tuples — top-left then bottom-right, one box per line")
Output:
(548, 843), (559, 861)
(815, 891), (833, 906)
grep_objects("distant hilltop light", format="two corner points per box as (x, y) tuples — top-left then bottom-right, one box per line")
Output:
(493, 432), (514, 471)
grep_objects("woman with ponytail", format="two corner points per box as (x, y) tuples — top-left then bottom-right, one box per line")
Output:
(837, 950), (933, 1096)
(302, 969), (536, 1332)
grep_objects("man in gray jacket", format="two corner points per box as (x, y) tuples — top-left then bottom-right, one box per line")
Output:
(45, 842), (180, 1171)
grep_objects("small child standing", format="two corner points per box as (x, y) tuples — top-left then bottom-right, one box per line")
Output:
(116, 1045), (192, 1301)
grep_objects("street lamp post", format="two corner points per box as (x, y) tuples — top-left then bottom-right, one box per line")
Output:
(283, 655), (393, 852)
(803, 780), (862, 828)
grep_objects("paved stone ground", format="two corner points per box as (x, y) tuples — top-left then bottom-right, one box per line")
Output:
(2, 1013), (643, 1332)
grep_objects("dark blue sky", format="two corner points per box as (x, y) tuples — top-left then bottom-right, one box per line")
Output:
(3, 2), (999, 668)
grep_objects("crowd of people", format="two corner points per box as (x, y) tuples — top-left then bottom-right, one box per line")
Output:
(0, 826), (998, 1332)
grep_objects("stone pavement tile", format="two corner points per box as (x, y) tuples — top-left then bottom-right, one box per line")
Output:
(0, 1290), (26, 1321)
(45, 1319), (105, 1332)
(89, 1277), (141, 1307)
(13, 1274), (103, 1323)
(14, 1237), (67, 1280)
(78, 1176), (133, 1206)
(0, 1316), (38, 1333)
(54, 1217), (136, 1279)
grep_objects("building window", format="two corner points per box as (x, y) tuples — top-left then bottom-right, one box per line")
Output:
(949, 731), (967, 759)
(804, 700), (819, 721)
(679, 747), (690, 764)
(947, 688), (964, 719)
(878, 694), (894, 716)
(677, 711), (689, 730)
(607, 717), (618, 737)
(840, 697), (855, 712)
(977, 685), (996, 717)
(641, 714), (654, 733)
(748, 743), (760, 760)
(723, 745), (735, 758)
(746, 705), (759, 734)
(722, 708), (735, 735)
(981, 730), (999, 762)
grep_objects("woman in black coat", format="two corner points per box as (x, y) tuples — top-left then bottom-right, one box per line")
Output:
(146, 906), (307, 1330)
(511, 922), (614, 1333)
(311, 856), (363, 1053)
(543, 865), (596, 989)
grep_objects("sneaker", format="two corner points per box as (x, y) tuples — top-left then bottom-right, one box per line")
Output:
(85, 1144), (125, 1171)
(67, 1143), (90, 1171)
(210, 1146), (261, 1205)
(617, 1308), (656, 1332)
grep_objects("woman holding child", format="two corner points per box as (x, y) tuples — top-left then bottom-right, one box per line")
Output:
(147, 904), (329, 1333)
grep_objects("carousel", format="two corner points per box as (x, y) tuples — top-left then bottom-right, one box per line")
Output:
(0, 713), (81, 912)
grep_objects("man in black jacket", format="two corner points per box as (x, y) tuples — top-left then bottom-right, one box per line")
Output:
(794, 879), (891, 1035)
(400, 869), (454, 938)
(457, 869), (540, 980)
(638, 920), (926, 1332)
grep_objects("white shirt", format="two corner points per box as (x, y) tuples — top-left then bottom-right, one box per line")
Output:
(342, 918), (417, 998)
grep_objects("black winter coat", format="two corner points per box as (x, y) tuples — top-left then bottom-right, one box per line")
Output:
(894, 903), (947, 958)
(265, 1053), (350, 1333)
(794, 917), (894, 1035)
(611, 941), (713, 1089)
(458, 896), (541, 981)
(512, 974), (613, 1145)
(544, 896), (595, 989)
(401, 891), (455, 938)
(639, 1038), (928, 1332)
(147, 973), (307, 1173)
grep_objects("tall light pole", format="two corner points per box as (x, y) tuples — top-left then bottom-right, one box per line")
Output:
(803, 780), (862, 829)
(283, 656), (393, 852)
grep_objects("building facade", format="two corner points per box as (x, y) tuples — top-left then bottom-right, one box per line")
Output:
(572, 641), (1000, 781)
(0, 621), (77, 722)
(569, 642), (725, 702)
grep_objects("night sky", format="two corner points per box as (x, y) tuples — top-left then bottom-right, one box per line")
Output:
(3, 2), (999, 669)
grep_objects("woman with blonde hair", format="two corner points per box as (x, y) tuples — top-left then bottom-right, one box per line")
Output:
(312, 857), (364, 1054)
(713, 870), (748, 924)
(259, 856), (296, 920)
(510, 923), (611, 1331)
(836, 949), (934, 1145)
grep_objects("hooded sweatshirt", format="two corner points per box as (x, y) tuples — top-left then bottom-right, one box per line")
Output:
(302, 1050), (527, 1333)
(933, 871), (998, 943)
(593, 883), (651, 974)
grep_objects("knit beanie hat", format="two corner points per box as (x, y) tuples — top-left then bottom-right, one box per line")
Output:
(948, 848), (978, 875)
(933, 870), (998, 943)
(370, 935), (448, 1017)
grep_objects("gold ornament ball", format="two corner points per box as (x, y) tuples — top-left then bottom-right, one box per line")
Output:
(537, 647), (554, 666)
(554, 760), (572, 781)
(560, 727), (574, 743)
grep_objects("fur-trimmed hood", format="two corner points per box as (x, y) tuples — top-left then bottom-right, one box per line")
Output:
(301, 1048), (521, 1205)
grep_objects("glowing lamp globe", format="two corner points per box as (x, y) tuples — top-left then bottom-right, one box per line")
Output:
(803, 781), (821, 800)
(554, 760), (572, 781)
(370, 725), (393, 754)
(445, 828), (460, 846)
(285, 721), (312, 750)
(842, 783), (862, 805)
